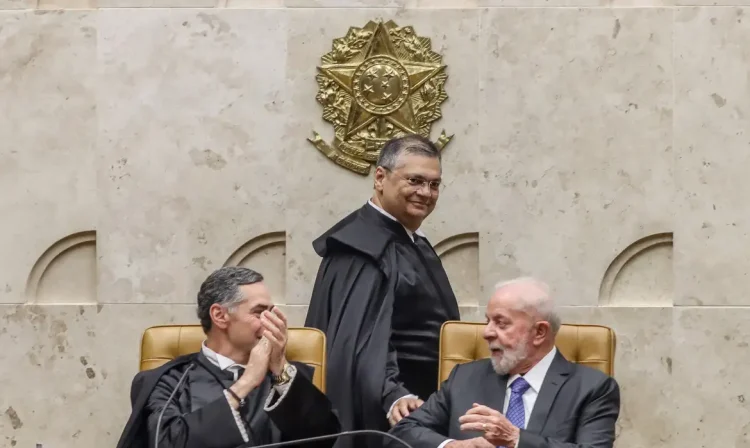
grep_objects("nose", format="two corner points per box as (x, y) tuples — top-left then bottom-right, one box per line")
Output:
(415, 182), (432, 196)
(483, 323), (494, 341)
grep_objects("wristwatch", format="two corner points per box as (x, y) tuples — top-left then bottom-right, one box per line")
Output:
(272, 363), (292, 385)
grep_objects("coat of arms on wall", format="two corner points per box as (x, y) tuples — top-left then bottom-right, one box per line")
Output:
(308, 20), (453, 175)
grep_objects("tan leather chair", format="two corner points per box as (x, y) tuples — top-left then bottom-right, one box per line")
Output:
(438, 321), (615, 386)
(139, 325), (327, 393)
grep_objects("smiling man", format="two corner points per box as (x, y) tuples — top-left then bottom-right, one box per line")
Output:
(389, 277), (620, 448)
(305, 134), (461, 448)
(116, 267), (339, 448)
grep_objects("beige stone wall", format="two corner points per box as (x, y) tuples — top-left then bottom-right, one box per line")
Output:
(2, 1), (749, 447)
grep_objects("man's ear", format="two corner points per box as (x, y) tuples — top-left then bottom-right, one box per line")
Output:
(374, 166), (387, 192)
(533, 321), (551, 347)
(210, 304), (230, 330)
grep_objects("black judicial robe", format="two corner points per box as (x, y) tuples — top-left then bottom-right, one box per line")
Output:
(115, 352), (340, 448)
(304, 203), (460, 447)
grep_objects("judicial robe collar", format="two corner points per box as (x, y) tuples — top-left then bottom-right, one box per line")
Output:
(366, 199), (425, 242)
(312, 201), (423, 260)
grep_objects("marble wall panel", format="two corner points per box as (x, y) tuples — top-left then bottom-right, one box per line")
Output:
(97, 9), (288, 304)
(479, 0), (674, 5)
(0, 0), (34, 8)
(284, 0), (407, 6)
(98, 0), (216, 7)
(478, 7), (674, 306)
(0, 11), (97, 304)
(223, 0), (282, 7)
(559, 307), (675, 448)
(37, 0), (96, 8)
(672, 308), (750, 447)
(674, 6), (750, 306)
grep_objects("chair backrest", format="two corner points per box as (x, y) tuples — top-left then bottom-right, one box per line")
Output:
(438, 321), (615, 385)
(139, 325), (327, 393)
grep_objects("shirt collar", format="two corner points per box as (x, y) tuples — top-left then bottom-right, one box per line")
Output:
(201, 340), (245, 372)
(367, 199), (426, 242)
(507, 346), (557, 393)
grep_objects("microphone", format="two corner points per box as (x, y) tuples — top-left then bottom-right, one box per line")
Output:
(248, 429), (414, 448)
(154, 362), (195, 448)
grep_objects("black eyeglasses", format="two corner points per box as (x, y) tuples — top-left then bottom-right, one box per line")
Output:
(384, 169), (443, 194)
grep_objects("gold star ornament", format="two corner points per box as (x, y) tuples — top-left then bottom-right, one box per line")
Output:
(308, 20), (453, 175)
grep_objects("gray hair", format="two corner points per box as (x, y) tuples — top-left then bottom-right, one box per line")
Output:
(196, 266), (264, 333)
(376, 134), (441, 171)
(494, 277), (562, 335)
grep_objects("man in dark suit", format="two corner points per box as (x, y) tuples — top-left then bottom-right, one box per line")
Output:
(390, 277), (620, 448)
(116, 266), (340, 448)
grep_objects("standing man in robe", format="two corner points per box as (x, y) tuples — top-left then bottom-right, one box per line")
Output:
(305, 134), (461, 447)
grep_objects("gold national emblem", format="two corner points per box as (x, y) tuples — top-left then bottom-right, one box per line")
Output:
(308, 20), (453, 175)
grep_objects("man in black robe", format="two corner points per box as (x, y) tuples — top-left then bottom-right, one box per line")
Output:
(116, 266), (340, 448)
(304, 134), (461, 447)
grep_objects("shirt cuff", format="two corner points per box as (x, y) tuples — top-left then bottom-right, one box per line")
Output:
(223, 390), (250, 443)
(437, 439), (454, 448)
(386, 394), (418, 419)
(263, 364), (298, 411)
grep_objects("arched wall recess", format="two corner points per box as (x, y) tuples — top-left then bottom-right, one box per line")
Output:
(224, 231), (286, 302)
(26, 230), (98, 304)
(434, 232), (480, 307)
(599, 232), (674, 307)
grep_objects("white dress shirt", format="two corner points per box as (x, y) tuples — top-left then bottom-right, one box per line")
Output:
(367, 199), (426, 242)
(201, 341), (297, 443)
(437, 347), (558, 448)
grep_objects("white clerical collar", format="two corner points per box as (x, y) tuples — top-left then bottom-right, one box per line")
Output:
(367, 199), (425, 242)
(201, 340), (245, 372)
(507, 346), (557, 394)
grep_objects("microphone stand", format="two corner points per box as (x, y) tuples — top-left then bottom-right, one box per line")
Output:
(248, 429), (415, 448)
(154, 363), (195, 448)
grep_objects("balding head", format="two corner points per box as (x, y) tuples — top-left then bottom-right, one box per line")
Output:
(492, 277), (561, 335)
(483, 277), (560, 375)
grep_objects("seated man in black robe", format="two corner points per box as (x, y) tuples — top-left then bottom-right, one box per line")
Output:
(390, 278), (620, 448)
(116, 266), (340, 448)
(304, 134), (461, 447)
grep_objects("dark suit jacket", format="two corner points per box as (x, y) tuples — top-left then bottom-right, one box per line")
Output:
(390, 351), (620, 448)
(115, 352), (340, 448)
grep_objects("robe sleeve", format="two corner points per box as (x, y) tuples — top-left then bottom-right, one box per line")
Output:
(264, 362), (341, 448)
(305, 250), (410, 435)
(145, 369), (246, 448)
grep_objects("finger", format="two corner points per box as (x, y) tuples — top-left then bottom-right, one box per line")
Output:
(458, 414), (485, 424)
(271, 306), (288, 326)
(459, 423), (486, 433)
(407, 400), (421, 410)
(466, 405), (497, 416)
(264, 329), (282, 346)
(261, 318), (285, 342)
(398, 401), (412, 415)
(264, 309), (286, 329)
(391, 406), (403, 423)
(417, 399), (425, 406)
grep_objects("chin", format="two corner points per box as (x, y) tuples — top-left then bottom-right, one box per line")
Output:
(407, 203), (432, 217)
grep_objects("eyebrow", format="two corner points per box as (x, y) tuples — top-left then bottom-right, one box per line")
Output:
(251, 304), (272, 313)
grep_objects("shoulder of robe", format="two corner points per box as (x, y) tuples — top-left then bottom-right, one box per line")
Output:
(312, 204), (401, 263)
(137, 353), (202, 397)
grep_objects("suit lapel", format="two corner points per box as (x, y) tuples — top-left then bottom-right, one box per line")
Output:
(484, 363), (509, 412)
(526, 351), (573, 433)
